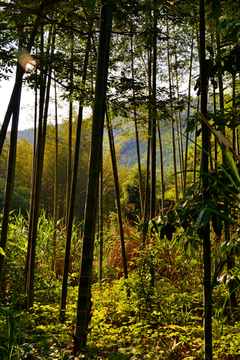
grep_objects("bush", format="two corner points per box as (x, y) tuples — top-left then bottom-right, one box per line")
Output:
(0, 178), (30, 218)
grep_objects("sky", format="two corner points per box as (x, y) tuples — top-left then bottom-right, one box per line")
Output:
(0, 76), (92, 132)
(0, 76), (39, 131)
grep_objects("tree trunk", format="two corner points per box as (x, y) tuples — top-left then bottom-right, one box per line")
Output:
(157, 123), (164, 213)
(0, 64), (22, 288)
(0, 5), (44, 155)
(150, 12), (157, 220)
(65, 40), (73, 223)
(167, 22), (178, 203)
(60, 33), (91, 320)
(75, 5), (112, 342)
(106, 108), (128, 281)
(25, 24), (46, 298)
(143, 43), (152, 227)
(98, 148), (103, 283)
(25, 28), (55, 311)
(52, 77), (59, 273)
(34, 48), (38, 156)
(131, 34), (144, 219)
(199, 1), (212, 358)
(174, 41), (184, 195)
(183, 29), (194, 194)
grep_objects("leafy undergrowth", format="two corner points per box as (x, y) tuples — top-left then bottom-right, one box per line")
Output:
(1, 272), (240, 359)
(1, 214), (240, 359)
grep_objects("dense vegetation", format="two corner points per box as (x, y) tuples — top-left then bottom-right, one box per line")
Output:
(1, 0), (240, 359)
(1, 211), (240, 359)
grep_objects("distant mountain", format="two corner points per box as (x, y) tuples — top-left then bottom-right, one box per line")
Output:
(118, 136), (148, 168)
(16, 126), (189, 173)
(17, 128), (34, 145)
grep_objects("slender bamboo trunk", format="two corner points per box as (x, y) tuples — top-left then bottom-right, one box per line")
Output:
(216, 16), (237, 311)
(75, 5), (112, 342)
(52, 78), (59, 273)
(98, 149), (103, 283)
(227, 73), (238, 311)
(60, 33), (91, 320)
(26, 28), (55, 311)
(183, 29), (194, 194)
(150, 12), (157, 220)
(193, 125), (198, 183)
(193, 97), (200, 183)
(0, 63), (22, 288)
(149, 8), (157, 288)
(66, 40), (74, 223)
(175, 114), (183, 194)
(209, 20), (218, 169)
(25, 24), (46, 296)
(143, 46), (151, 226)
(144, 138), (150, 223)
(216, 17), (225, 161)
(167, 23), (178, 203)
(106, 109), (128, 281)
(173, 42), (184, 195)
(0, 5), (44, 155)
(131, 34), (144, 218)
(232, 74), (236, 153)
(232, 74), (239, 163)
(199, 1), (212, 358)
(157, 123), (164, 212)
(34, 49), (38, 156)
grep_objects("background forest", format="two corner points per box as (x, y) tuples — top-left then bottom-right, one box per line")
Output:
(1, 0), (240, 359)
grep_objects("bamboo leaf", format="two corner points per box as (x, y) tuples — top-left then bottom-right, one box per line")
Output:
(212, 130), (232, 148)
(151, 220), (159, 234)
(138, 221), (149, 237)
(207, 45), (214, 57)
(203, 208), (210, 228)
(190, 208), (205, 256)
(0, 307), (14, 359)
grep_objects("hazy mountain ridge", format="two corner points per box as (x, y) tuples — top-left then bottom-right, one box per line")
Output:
(17, 127), (186, 173)
(17, 128), (34, 145)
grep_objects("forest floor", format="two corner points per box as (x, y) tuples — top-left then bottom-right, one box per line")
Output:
(1, 275), (240, 360)
(1, 214), (240, 359)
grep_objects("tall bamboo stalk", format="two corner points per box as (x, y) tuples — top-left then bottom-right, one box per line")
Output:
(173, 40), (184, 195)
(157, 123), (164, 212)
(131, 34), (144, 219)
(26, 28), (55, 311)
(199, 1), (212, 358)
(25, 24), (46, 298)
(52, 77), (59, 273)
(150, 10), (157, 220)
(98, 148), (103, 283)
(167, 22), (178, 203)
(143, 46), (151, 225)
(106, 109), (128, 281)
(0, 62), (22, 288)
(183, 29), (194, 193)
(0, 1), (46, 155)
(65, 39), (74, 223)
(75, 5), (112, 341)
(60, 33), (91, 320)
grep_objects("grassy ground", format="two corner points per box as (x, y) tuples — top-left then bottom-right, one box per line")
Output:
(1, 213), (240, 359)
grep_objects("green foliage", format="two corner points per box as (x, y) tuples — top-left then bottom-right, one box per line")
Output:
(0, 211), (82, 308)
(2, 1), (240, 359)
(120, 165), (145, 219)
(0, 306), (14, 359)
(0, 178), (30, 218)
(0, 211), (240, 359)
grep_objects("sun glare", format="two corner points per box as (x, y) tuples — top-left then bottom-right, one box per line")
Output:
(18, 49), (36, 71)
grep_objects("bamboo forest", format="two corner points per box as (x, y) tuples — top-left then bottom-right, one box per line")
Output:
(1, 0), (240, 359)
